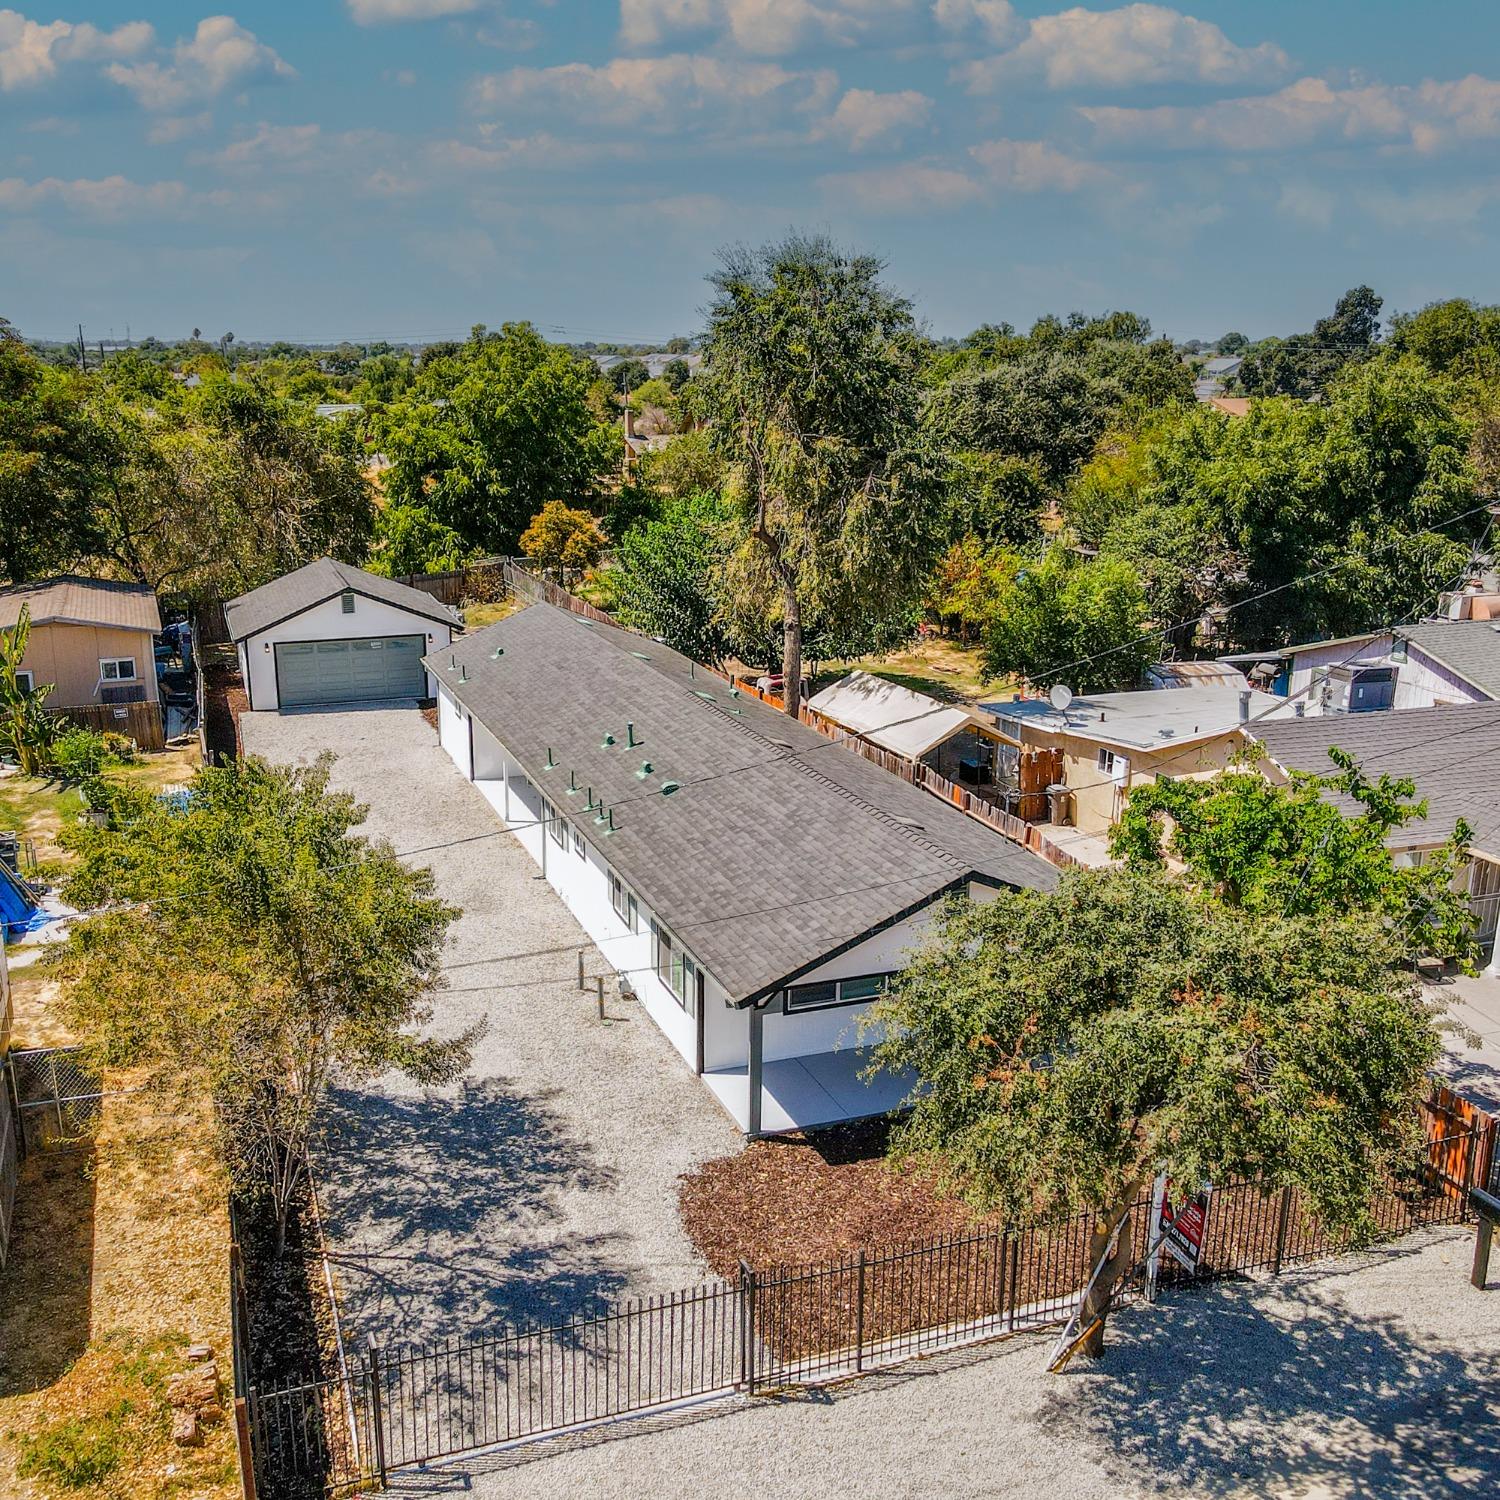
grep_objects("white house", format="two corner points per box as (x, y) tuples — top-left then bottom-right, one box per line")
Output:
(429, 603), (1058, 1136)
(225, 559), (462, 712)
(1222, 619), (1500, 715)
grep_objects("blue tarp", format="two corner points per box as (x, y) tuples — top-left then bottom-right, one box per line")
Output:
(0, 862), (48, 939)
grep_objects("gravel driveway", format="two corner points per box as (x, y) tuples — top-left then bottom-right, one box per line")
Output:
(239, 705), (739, 1346)
(388, 1226), (1500, 1500)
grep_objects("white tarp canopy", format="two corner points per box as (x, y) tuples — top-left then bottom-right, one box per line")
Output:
(808, 670), (980, 760)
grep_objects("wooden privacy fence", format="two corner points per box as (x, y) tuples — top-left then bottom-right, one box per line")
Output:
(241, 1102), (1490, 1496)
(396, 558), (508, 608)
(51, 699), (165, 753)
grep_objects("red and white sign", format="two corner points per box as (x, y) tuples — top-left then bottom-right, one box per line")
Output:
(1157, 1180), (1211, 1272)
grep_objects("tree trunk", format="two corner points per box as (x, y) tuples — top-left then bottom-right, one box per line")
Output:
(1076, 1177), (1148, 1359)
(781, 578), (803, 720)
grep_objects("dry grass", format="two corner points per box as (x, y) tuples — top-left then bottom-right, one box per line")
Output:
(0, 1090), (237, 1500)
(4, 964), (71, 1051)
(462, 596), (524, 631)
(819, 636), (1009, 705)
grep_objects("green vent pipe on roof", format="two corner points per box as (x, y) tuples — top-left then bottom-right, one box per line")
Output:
(601, 731), (616, 748)
(565, 770), (579, 795)
(635, 760), (654, 780)
(490, 647), (504, 659)
(542, 747), (558, 771)
(660, 781), (681, 797)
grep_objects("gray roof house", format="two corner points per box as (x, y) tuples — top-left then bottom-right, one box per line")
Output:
(428, 602), (1057, 1134)
(226, 559), (461, 712)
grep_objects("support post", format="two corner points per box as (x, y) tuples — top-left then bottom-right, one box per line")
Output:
(578, 949), (585, 991)
(746, 1004), (764, 1138)
(367, 1344), (388, 1490)
(739, 1259), (757, 1396)
(1272, 1184), (1294, 1276)
(854, 1249), (867, 1372)
(233, 1398), (258, 1500)
(1474, 1220), (1495, 1291)
(595, 974), (605, 1022)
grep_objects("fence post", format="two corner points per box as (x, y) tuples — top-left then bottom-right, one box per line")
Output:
(739, 1259), (756, 1397)
(854, 1250), (867, 1373)
(595, 974), (605, 1022)
(233, 1397), (258, 1500)
(367, 1343), (388, 1491)
(1272, 1185), (1294, 1276)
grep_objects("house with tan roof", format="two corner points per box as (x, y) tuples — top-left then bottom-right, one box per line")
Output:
(0, 576), (162, 715)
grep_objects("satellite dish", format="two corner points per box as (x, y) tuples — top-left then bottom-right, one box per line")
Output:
(1049, 683), (1074, 712)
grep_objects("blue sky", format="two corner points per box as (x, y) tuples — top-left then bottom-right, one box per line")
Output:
(3, 1), (1498, 343)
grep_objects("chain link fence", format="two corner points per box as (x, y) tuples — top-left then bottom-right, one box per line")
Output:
(6, 1046), (107, 1153)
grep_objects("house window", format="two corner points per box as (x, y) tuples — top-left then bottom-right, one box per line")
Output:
(572, 823), (585, 859)
(1096, 748), (1129, 782)
(100, 657), (137, 682)
(15, 670), (33, 695)
(609, 872), (638, 930)
(652, 921), (697, 1014)
(341, 591), (356, 614)
(546, 801), (567, 848)
(784, 972), (892, 1013)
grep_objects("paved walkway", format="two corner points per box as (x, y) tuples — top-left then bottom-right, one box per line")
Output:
(389, 1227), (1500, 1500)
(240, 705), (739, 1347)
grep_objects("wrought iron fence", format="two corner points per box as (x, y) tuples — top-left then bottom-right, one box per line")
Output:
(242, 1116), (1490, 1496)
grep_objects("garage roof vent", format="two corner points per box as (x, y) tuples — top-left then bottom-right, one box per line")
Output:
(341, 590), (355, 614)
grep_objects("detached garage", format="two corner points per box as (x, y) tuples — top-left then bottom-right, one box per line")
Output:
(225, 558), (462, 712)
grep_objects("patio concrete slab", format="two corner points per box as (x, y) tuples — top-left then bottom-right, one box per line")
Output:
(704, 1048), (914, 1133)
(239, 705), (740, 1347)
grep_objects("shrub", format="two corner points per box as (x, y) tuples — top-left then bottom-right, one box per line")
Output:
(47, 728), (113, 780)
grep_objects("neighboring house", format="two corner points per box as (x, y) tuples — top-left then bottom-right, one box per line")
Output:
(1145, 661), (1248, 691)
(1251, 701), (1500, 970)
(984, 685), (1300, 841)
(1207, 396), (1252, 417)
(807, 671), (1010, 787)
(0, 576), (161, 711)
(430, 602), (1058, 1136)
(225, 559), (461, 712)
(1223, 619), (1500, 714)
(1202, 356), (1244, 380)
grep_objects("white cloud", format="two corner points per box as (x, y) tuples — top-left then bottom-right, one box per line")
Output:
(930, 0), (1021, 47)
(819, 87), (931, 150)
(106, 16), (294, 110)
(0, 172), (188, 217)
(968, 137), (1110, 190)
(819, 160), (985, 213)
(619, 0), (921, 58)
(1081, 74), (1500, 155)
(0, 10), (152, 90)
(146, 111), (213, 144)
(429, 131), (643, 171)
(209, 121), (323, 167)
(347, 0), (479, 21)
(473, 53), (837, 130)
(958, 4), (1289, 93)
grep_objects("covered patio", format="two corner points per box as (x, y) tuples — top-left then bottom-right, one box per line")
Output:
(704, 1045), (916, 1134)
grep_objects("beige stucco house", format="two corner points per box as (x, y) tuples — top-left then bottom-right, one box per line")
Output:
(0, 577), (162, 710)
(983, 684), (1304, 848)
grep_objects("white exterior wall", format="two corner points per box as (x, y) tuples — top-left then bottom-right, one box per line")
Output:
(434, 686), (929, 1079)
(242, 593), (453, 710)
(1286, 636), (1487, 713)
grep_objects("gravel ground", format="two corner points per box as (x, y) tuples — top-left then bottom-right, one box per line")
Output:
(389, 1227), (1500, 1500)
(239, 705), (740, 1346)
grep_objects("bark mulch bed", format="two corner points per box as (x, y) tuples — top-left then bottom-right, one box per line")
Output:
(678, 1117), (989, 1277)
(202, 652), (248, 763)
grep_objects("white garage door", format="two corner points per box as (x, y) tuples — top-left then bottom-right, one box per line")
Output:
(274, 636), (427, 708)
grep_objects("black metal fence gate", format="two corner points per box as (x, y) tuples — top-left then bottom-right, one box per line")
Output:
(243, 1118), (1489, 1497)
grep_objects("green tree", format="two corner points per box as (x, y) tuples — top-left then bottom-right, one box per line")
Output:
(380, 324), (617, 555)
(870, 866), (1441, 1354)
(607, 358), (651, 394)
(942, 452), (1048, 548)
(927, 537), (1021, 639)
(520, 499), (608, 583)
(982, 547), (1153, 692)
(367, 503), (472, 578)
(700, 234), (945, 716)
(1240, 286), (1384, 398)
(1110, 744), (1477, 966)
(611, 492), (736, 664)
(54, 755), (475, 1253)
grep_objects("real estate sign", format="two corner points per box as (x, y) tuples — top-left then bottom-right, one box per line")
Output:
(1156, 1178), (1211, 1272)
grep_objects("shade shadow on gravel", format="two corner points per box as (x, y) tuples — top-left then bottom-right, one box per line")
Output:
(319, 1079), (628, 1345)
(1038, 1272), (1500, 1499)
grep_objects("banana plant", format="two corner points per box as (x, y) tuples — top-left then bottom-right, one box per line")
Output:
(0, 604), (59, 776)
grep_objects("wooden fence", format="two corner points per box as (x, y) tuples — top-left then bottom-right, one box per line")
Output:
(395, 558), (508, 608)
(51, 699), (166, 753)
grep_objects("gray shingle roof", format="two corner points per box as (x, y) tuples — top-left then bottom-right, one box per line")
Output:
(1252, 701), (1500, 859)
(224, 559), (462, 642)
(1402, 621), (1500, 699)
(0, 576), (160, 633)
(429, 603), (1058, 1004)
